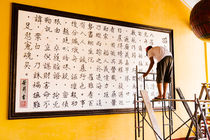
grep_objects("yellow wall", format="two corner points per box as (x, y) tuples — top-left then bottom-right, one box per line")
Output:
(0, 0), (205, 140)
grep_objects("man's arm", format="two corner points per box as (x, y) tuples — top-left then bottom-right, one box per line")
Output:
(143, 57), (154, 78)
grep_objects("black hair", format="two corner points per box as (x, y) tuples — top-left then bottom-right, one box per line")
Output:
(146, 46), (152, 52)
(146, 46), (153, 56)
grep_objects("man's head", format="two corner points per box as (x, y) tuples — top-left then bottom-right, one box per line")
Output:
(146, 46), (152, 56)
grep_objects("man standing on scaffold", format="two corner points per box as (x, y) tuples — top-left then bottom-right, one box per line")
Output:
(143, 46), (173, 100)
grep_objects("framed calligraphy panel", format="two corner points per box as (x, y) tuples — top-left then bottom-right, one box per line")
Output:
(9, 3), (175, 119)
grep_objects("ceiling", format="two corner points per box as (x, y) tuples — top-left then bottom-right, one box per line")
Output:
(181, 0), (200, 8)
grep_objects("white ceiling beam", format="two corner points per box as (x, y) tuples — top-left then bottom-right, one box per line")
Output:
(181, 0), (201, 9)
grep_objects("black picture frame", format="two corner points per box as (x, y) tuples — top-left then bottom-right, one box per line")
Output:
(9, 3), (175, 119)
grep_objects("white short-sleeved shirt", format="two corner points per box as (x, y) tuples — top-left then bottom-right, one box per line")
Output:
(148, 46), (172, 62)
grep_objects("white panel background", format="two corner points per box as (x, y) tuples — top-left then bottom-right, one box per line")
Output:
(15, 10), (171, 113)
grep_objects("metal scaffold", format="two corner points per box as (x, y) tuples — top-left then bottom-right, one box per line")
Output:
(134, 66), (210, 140)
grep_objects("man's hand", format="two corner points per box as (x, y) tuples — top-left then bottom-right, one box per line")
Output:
(143, 73), (148, 78)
